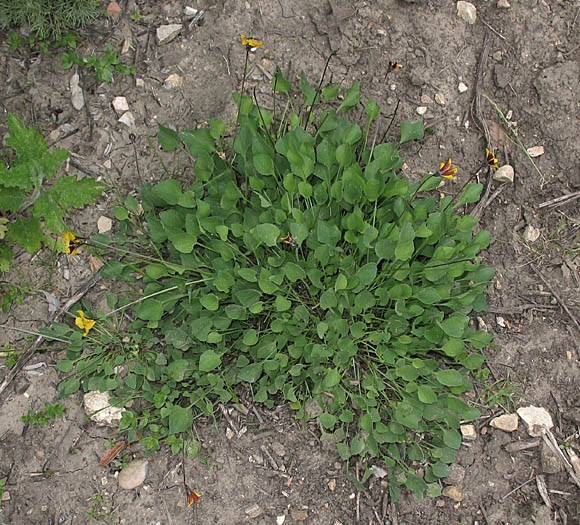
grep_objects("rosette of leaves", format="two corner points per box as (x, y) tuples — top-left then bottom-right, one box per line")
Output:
(0, 114), (106, 271)
(58, 71), (493, 501)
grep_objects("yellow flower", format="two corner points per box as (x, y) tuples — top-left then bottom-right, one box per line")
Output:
(280, 233), (298, 247)
(240, 34), (263, 49)
(63, 231), (81, 256)
(187, 491), (201, 506)
(438, 158), (457, 180)
(75, 310), (95, 336)
(486, 148), (499, 168)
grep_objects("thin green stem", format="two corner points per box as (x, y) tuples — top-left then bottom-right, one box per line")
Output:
(237, 48), (250, 124)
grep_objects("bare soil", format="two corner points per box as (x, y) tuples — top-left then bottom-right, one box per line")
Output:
(1, 0), (579, 524)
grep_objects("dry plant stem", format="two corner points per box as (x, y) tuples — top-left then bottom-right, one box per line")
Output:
(472, 32), (492, 148)
(501, 476), (535, 501)
(0, 272), (102, 399)
(536, 474), (552, 509)
(541, 428), (580, 489)
(538, 191), (580, 209)
(530, 264), (580, 334)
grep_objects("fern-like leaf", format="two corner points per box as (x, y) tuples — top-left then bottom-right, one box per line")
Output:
(6, 217), (43, 253)
(0, 114), (69, 189)
(49, 175), (106, 210)
(0, 186), (25, 211)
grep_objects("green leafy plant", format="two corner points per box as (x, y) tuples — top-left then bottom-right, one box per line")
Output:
(0, 282), (33, 312)
(21, 401), (65, 427)
(5, 28), (77, 54)
(0, 0), (100, 40)
(54, 69), (493, 501)
(61, 45), (135, 83)
(0, 114), (106, 272)
(0, 477), (6, 509)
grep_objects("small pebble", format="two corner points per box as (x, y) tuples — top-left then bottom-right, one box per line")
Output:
(164, 73), (183, 89)
(184, 6), (199, 17)
(457, 1), (477, 24)
(156, 24), (183, 45)
(420, 94), (433, 104)
(97, 216), (113, 234)
(118, 111), (135, 127)
(435, 93), (446, 106)
(458, 82), (468, 93)
(497, 0), (511, 7)
(245, 504), (263, 518)
(442, 485), (463, 502)
(118, 459), (148, 490)
(70, 73), (84, 111)
(112, 96), (129, 112)
(527, 145), (544, 157)
(493, 164), (514, 183)
(416, 106), (427, 116)
(517, 406), (554, 437)
(523, 225), (541, 243)
(106, 1), (122, 19)
(460, 424), (477, 441)
(490, 413), (519, 432)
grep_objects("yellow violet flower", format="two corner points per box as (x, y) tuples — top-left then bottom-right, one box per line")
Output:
(240, 34), (263, 49)
(438, 158), (457, 180)
(280, 233), (298, 247)
(63, 231), (81, 256)
(486, 148), (499, 168)
(75, 310), (95, 336)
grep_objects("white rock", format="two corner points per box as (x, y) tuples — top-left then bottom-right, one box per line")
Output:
(184, 6), (199, 17)
(457, 1), (477, 24)
(517, 406), (554, 437)
(527, 145), (544, 157)
(112, 96), (129, 112)
(156, 24), (182, 45)
(416, 106), (427, 116)
(135, 78), (145, 88)
(460, 424), (477, 440)
(490, 413), (519, 432)
(97, 216), (113, 233)
(118, 111), (135, 127)
(497, 0), (511, 7)
(118, 459), (149, 490)
(458, 82), (469, 93)
(276, 516), (286, 525)
(523, 225), (541, 243)
(84, 391), (124, 426)
(493, 164), (514, 183)
(70, 74), (84, 111)
(496, 316), (506, 328)
(420, 94), (433, 104)
(435, 93), (446, 106)
(163, 73), (183, 89)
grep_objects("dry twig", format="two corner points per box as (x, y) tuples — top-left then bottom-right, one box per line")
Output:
(531, 264), (580, 334)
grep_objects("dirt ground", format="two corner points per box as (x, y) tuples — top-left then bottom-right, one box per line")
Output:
(1, 0), (579, 523)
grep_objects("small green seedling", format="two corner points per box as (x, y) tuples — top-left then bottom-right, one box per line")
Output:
(22, 402), (65, 427)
